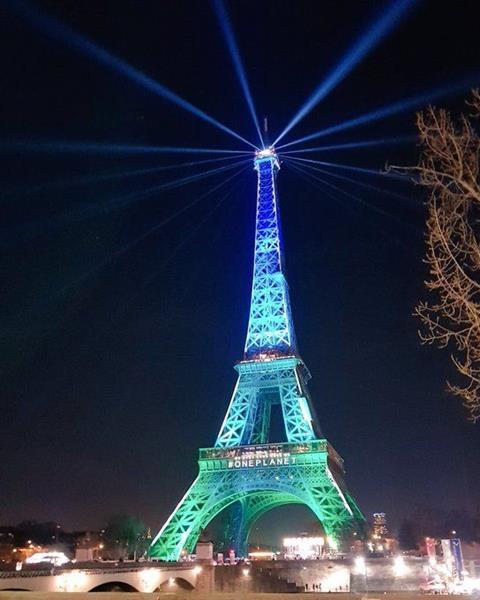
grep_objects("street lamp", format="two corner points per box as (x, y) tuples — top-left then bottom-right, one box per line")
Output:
(393, 556), (408, 577)
(354, 556), (368, 593)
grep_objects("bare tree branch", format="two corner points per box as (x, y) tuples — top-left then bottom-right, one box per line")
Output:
(391, 91), (480, 421)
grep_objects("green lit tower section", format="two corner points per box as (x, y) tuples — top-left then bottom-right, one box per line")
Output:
(150, 148), (364, 562)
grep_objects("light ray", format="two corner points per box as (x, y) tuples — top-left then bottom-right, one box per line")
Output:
(0, 139), (251, 155)
(100, 174), (247, 330)
(279, 135), (415, 154)
(12, 1), (257, 149)
(58, 167), (249, 295)
(69, 158), (251, 218)
(213, 0), (264, 146)
(87, 167), (248, 273)
(3, 159), (250, 245)
(285, 156), (413, 202)
(4, 155), (244, 196)
(115, 158), (251, 202)
(9, 168), (247, 332)
(278, 73), (480, 149)
(281, 155), (408, 181)
(288, 162), (415, 229)
(289, 164), (419, 250)
(273, 0), (417, 145)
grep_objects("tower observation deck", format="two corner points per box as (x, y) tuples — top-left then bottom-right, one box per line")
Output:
(149, 146), (364, 561)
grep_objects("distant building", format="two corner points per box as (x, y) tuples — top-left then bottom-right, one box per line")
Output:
(72, 531), (104, 562)
(0, 532), (15, 563)
(373, 513), (388, 538)
(368, 513), (397, 555)
(283, 536), (325, 560)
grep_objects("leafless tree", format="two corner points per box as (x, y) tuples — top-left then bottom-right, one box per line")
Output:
(395, 92), (480, 421)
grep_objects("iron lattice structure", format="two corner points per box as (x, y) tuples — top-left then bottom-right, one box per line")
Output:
(150, 148), (364, 561)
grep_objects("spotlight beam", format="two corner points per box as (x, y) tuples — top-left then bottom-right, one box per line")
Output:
(212, 0), (264, 146)
(4, 156), (244, 196)
(273, 0), (417, 145)
(289, 161), (363, 212)
(99, 174), (246, 330)
(278, 74), (480, 149)
(285, 156), (413, 203)
(107, 158), (251, 206)
(11, 168), (247, 332)
(281, 155), (408, 181)
(3, 159), (250, 245)
(288, 161), (416, 230)
(12, 1), (257, 149)
(0, 139), (251, 156)
(279, 135), (415, 154)
(68, 158), (251, 218)
(81, 167), (248, 279)
(58, 168), (249, 295)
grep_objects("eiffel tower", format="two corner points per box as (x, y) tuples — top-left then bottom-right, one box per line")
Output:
(150, 147), (364, 561)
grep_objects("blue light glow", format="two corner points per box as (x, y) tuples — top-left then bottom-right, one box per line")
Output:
(273, 0), (417, 145)
(80, 167), (248, 281)
(1, 139), (250, 155)
(278, 74), (480, 149)
(289, 162), (410, 227)
(12, 1), (257, 149)
(71, 159), (251, 218)
(4, 156), (245, 196)
(5, 159), (250, 245)
(213, 0), (264, 147)
(282, 155), (407, 181)
(244, 150), (296, 357)
(36, 167), (248, 300)
(285, 156), (412, 202)
(279, 135), (415, 154)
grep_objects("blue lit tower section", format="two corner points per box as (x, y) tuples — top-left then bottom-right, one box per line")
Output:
(244, 149), (296, 357)
(214, 147), (319, 448)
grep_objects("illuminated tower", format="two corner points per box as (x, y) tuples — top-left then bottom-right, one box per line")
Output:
(150, 148), (364, 561)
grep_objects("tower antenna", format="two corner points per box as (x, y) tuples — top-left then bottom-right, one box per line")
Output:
(263, 116), (270, 148)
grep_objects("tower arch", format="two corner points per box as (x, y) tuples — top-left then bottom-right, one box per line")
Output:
(151, 441), (360, 561)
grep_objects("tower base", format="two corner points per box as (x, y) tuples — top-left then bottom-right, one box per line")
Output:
(150, 440), (363, 561)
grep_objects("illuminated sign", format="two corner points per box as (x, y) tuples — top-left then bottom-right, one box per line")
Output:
(198, 440), (342, 470)
(227, 450), (296, 469)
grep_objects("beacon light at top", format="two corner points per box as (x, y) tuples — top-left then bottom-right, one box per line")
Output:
(255, 146), (277, 159)
(254, 146), (279, 170)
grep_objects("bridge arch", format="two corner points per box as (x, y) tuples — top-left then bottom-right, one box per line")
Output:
(89, 581), (139, 592)
(156, 576), (195, 591)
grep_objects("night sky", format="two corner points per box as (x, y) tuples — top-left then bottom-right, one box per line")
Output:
(1, 0), (480, 543)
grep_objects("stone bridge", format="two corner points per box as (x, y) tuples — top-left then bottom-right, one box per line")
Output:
(0, 563), (210, 593)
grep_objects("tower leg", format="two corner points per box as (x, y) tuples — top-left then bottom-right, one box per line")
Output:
(221, 500), (249, 557)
